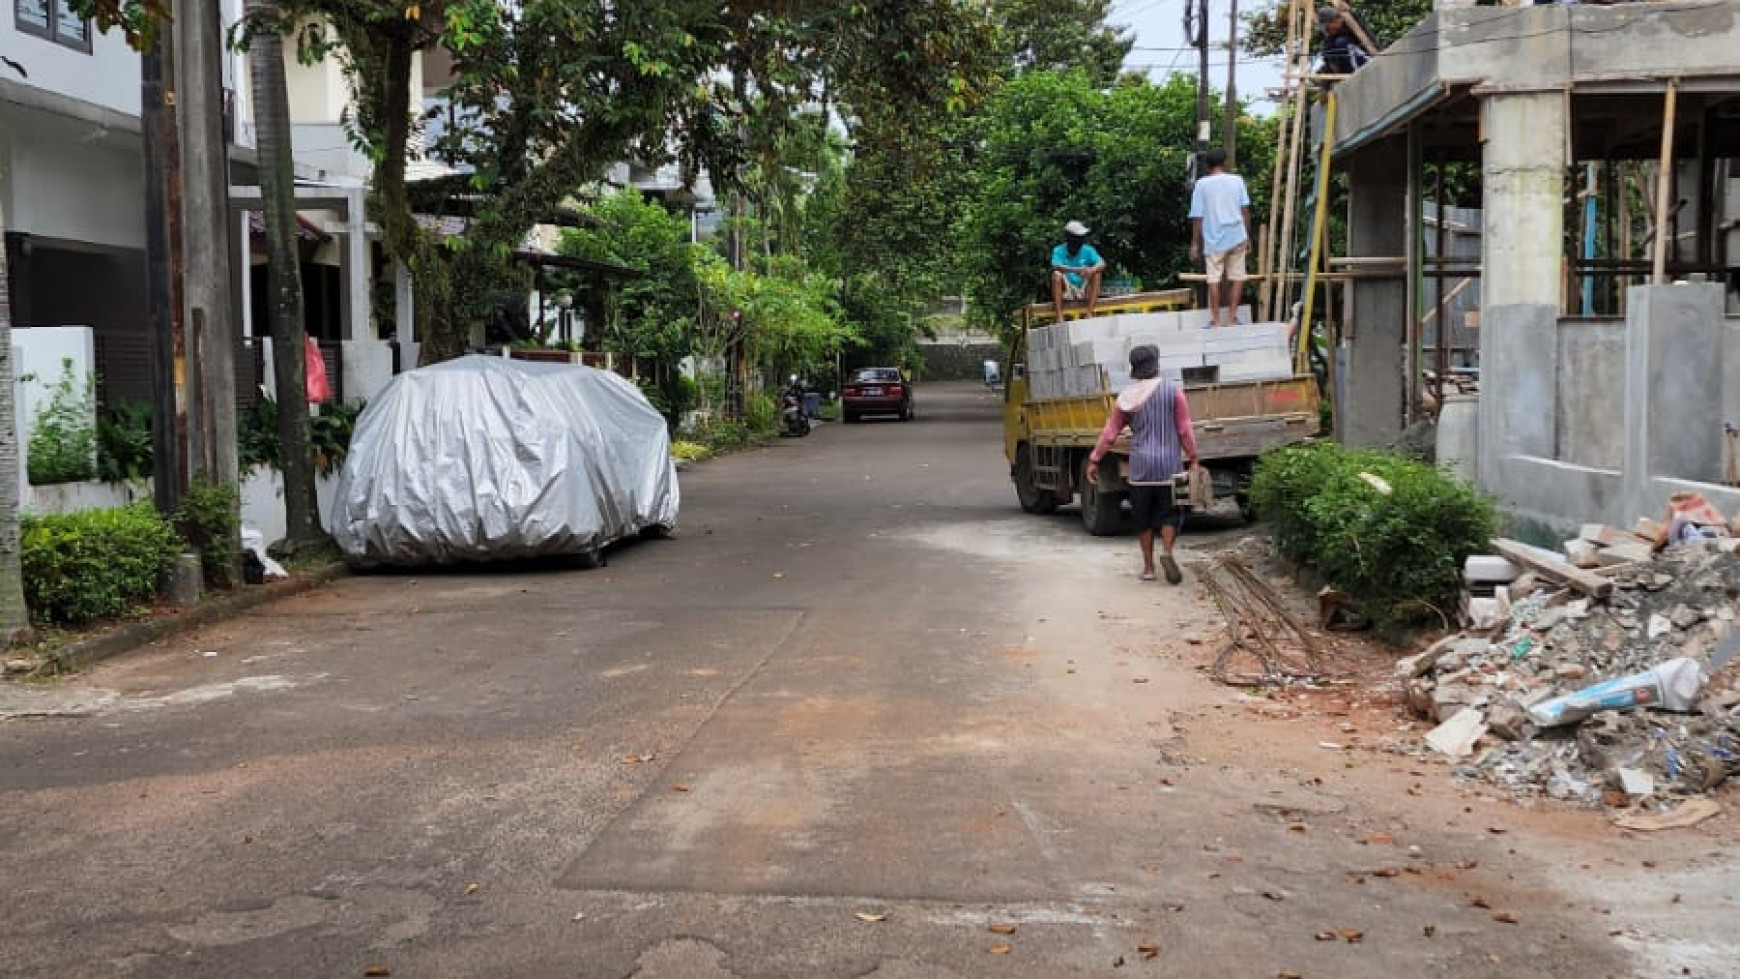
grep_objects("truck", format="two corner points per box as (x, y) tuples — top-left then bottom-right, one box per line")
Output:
(1001, 289), (1321, 534)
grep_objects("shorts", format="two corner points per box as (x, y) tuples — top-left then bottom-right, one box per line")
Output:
(1129, 484), (1178, 531)
(1204, 242), (1249, 284)
(1061, 280), (1086, 300)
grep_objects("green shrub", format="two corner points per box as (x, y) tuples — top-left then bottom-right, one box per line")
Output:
(175, 480), (241, 589)
(1250, 443), (1496, 633)
(96, 401), (154, 483)
(744, 393), (778, 436)
(26, 358), (97, 485)
(22, 504), (181, 625)
(700, 420), (751, 449)
(239, 396), (364, 476)
(670, 440), (711, 462)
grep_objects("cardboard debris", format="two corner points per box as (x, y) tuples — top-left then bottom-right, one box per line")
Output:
(1613, 798), (1722, 832)
(1425, 708), (1488, 759)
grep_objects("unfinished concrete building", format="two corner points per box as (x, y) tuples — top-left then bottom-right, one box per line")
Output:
(1327, 1), (1740, 533)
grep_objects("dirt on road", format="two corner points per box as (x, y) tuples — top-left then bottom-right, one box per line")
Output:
(0, 382), (1732, 979)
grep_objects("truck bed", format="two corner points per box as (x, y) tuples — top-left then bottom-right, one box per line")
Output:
(1020, 375), (1319, 462)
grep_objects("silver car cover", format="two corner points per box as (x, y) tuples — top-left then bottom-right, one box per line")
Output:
(330, 355), (680, 566)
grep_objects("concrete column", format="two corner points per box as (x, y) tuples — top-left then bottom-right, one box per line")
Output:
(340, 186), (371, 342)
(393, 260), (419, 370)
(1481, 92), (1567, 309)
(1336, 138), (1408, 447)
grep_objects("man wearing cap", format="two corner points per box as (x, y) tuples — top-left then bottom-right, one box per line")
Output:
(1318, 4), (1372, 76)
(1188, 148), (1252, 328)
(1051, 220), (1106, 322)
(1087, 344), (1200, 584)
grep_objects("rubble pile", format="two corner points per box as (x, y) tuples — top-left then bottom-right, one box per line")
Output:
(1399, 500), (1740, 808)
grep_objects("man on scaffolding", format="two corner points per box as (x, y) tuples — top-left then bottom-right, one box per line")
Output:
(1318, 4), (1374, 77)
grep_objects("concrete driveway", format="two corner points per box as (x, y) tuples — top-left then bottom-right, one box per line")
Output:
(0, 382), (1725, 978)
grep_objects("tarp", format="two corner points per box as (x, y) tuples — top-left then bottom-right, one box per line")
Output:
(330, 355), (680, 566)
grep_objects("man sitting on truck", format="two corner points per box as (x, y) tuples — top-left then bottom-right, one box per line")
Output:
(1086, 344), (1200, 584)
(1050, 220), (1106, 323)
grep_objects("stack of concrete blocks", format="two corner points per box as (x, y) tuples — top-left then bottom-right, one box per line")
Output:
(1026, 306), (1293, 400)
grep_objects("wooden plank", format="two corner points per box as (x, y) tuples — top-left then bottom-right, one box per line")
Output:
(1491, 538), (1613, 599)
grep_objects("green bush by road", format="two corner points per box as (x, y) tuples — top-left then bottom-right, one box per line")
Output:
(1250, 443), (1496, 633)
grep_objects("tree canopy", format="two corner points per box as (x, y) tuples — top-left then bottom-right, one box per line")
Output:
(956, 71), (1275, 331)
(1242, 0), (1433, 59)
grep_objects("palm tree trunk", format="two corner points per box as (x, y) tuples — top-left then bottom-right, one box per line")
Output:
(0, 200), (32, 639)
(248, 0), (322, 549)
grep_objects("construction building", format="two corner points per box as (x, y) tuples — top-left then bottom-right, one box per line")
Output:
(1323, 0), (1740, 533)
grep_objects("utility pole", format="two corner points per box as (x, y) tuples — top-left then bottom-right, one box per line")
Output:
(142, 28), (186, 516)
(175, 0), (239, 493)
(1193, 0), (1212, 160)
(1223, 0), (1239, 166)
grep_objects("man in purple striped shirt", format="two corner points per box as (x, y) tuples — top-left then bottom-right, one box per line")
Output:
(1086, 345), (1200, 584)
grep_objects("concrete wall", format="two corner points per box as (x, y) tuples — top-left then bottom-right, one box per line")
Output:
(3, 9), (142, 117)
(13, 326), (97, 496)
(1479, 285), (1740, 536)
(1335, 3), (1740, 152)
(2, 110), (146, 250)
(1554, 319), (1624, 470)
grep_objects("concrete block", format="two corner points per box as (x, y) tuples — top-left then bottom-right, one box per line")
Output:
(1562, 539), (1600, 569)
(1179, 308), (1215, 331)
(1116, 312), (1182, 336)
(1596, 540), (1653, 566)
(1464, 554), (1522, 584)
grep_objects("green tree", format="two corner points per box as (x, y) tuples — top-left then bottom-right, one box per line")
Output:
(559, 190), (698, 365)
(253, 0), (999, 367)
(959, 71), (1276, 330)
(994, 0), (1133, 87)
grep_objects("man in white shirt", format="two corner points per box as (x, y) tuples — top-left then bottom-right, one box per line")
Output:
(1188, 149), (1253, 328)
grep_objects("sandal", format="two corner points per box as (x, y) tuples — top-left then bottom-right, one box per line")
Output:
(1160, 554), (1182, 585)
(1140, 569), (1157, 582)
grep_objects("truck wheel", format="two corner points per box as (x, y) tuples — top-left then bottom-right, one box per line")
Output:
(1236, 493), (1257, 524)
(1014, 444), (1058, 515)
(1079, 457), (1124, 536)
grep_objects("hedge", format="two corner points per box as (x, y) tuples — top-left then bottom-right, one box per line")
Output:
(22, 504), (182, 626)
(1249, 443), (1496, 633)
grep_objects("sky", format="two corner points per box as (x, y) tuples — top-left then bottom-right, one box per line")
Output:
(1107, 0), (1288, 113)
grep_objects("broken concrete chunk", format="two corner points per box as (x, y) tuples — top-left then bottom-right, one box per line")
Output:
(1425, 708), (1488, 758)
(1563, 539), (1601, 569)
(1485, 702), (1536, 742)
(1464, 555), (1522, 585)
(1597, 541), (1655, 567)
(1647, 614), (1673, 640)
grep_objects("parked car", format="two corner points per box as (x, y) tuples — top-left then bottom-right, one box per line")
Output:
(330, 355), (679, 566)
(840, 367), (914, 423)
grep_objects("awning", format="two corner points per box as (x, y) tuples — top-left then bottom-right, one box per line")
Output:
(246, 210), (330, 243)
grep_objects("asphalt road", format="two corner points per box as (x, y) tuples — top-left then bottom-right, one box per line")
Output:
(0, 382), (1672, 977)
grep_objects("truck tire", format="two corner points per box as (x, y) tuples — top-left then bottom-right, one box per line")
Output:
(1078, 457), (1124, 536)
(1014, 444), (1058, 515)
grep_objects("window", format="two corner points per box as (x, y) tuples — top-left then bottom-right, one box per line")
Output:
(15, 0), (91, 52)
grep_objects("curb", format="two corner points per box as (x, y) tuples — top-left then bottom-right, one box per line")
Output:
(46, 562), (350, 673)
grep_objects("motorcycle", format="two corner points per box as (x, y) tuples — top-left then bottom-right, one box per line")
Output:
(780, 377), (811, 437)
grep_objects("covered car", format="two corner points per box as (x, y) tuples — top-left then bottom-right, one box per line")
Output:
(330, 355), (679, 566)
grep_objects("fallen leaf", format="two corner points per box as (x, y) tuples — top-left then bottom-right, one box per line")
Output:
(1314, 931), (1337, 941)
(1372, 867), (1401, 878)
(1112, 955), (1125, 967)
(988, 944), (1013, 955)
(672, 783), (691, 793)
(1162, 902), (1185, 912)
(1132, 677), (1150, 684)
(1471, 896), (1492, 909)
(1364, 832), (1394, 845)
(1288, 823), (1308, 833)
(1263, 891), (1286, 901)
(1339, 928), (1364, 944)
(988, 924), (1017, 935)
(1455, 860), (1479, 870)
(1493, 912), (1518, 924)
(364, 968), (391, 978)
(1278, 973), (1302, 979)
(1137, 942), (1161, 960)
(1486, 826), (1507, 835)
(854, 912), (888, 923)
(1423, 924), (1437, 938)
(465, 883), (480, 895)
(619, 753), (655, 765)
